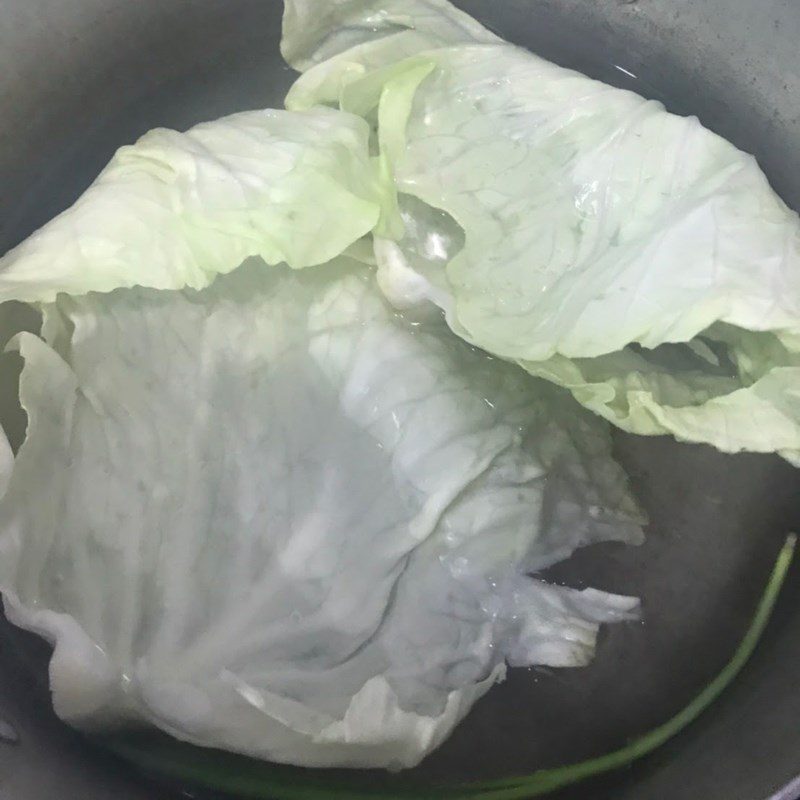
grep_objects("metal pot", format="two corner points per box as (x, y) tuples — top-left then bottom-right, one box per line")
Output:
(0, 2), (798, 798)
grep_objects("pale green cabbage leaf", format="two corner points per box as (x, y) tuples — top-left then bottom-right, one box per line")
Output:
(0, 258), (642, 770)
(0, 108), (392, 303)
(282, 0), (800, 462)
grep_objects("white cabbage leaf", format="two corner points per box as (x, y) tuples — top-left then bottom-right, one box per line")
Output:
(282, 0), (800, 462)
(0, 258), (642, 769)
(0, 108), (393, 303)
(281, 0), (499, 73)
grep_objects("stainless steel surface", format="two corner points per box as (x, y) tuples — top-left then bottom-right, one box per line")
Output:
(0, 1), (798, 799)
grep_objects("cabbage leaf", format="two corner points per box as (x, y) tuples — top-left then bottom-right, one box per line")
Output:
(282, 0), (800, 462)
(0, 259), (642, 769)
(0, 108), (391, 303)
